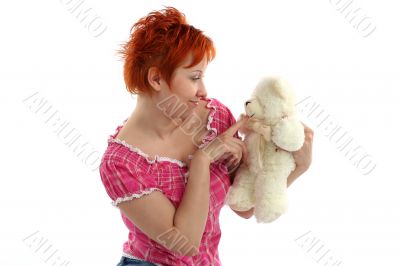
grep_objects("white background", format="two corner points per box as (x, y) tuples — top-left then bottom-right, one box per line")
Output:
(1, 0), (399, 265)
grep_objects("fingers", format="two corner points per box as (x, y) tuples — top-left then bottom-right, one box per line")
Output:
(301, 121), (314, 143)
(222, 137), (248, 168)
(223, 115), (250, 137)
(203, 114), (250, 164)
(238, 113), (247, 121)
(231, 137), (248, 163)
(225, 140), (242, 159)
(225, 152), (241, 167)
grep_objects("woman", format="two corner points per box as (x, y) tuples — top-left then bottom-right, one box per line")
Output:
(99, 7), (313, 266)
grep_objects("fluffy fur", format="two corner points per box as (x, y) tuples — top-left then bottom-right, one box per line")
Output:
(226, 77), (305, 223)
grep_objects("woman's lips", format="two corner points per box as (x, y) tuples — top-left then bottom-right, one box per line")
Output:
(189, 100), (199, 106)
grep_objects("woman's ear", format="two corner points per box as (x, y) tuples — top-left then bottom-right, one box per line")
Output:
(147, 67), (162, 91)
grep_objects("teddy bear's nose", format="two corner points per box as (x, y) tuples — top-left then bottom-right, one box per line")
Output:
(245, 101), (251, 106)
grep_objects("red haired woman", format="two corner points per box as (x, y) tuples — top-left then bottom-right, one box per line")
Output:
(99, 6), (313, 266)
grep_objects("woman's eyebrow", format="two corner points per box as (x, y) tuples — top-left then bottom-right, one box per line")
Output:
(191, 70), (203, 73)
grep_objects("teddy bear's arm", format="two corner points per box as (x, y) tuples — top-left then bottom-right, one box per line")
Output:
(272, 118), (305, 151)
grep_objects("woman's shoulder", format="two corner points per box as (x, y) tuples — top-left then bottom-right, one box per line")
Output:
(205, 97), (237, 132)
(101, 118), (150, 170)
(206, 97), (229, 110)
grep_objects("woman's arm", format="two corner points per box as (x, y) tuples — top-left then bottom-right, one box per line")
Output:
(117, 153), (211, 257)
(173, 153), (211, 254)
(232, 207), (255, 219)
(287, 123), (314, 187)
(287, 164), (308, 187)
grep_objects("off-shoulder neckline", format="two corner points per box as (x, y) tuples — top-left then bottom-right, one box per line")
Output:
(107, 97), (218, 168)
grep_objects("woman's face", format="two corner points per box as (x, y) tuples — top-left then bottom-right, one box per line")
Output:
(168, 53), (208, 109)
(151, 53), (209, 123)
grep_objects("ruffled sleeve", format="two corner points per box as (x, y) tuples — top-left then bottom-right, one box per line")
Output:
(211, 100), (243, 184)
(211, 98), (241, 140)
(99, 157), (161, 207)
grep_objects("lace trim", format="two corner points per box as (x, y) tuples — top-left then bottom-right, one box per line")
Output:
(198, 97), (218, 149)
(108, 137), (188, 167)
(111, 188), (162, 207)
(107, 97), (218, 167)
(121, 252), (163, 266)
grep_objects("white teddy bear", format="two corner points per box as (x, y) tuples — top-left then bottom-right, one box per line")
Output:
(226, 77), (305, 223)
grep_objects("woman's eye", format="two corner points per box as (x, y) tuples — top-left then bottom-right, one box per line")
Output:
(191, 76), (203, 81)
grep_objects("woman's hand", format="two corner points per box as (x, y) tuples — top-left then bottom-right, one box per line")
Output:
(194, 115), (250, 166)
(293, 122), (314, 172)
(286, 122), (314, 187)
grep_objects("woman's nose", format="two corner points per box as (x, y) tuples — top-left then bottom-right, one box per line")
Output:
(245, 101), (251, 106)
(197, 85), (207, 98)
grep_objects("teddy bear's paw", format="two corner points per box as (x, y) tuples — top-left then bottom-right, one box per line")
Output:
(255, 210), (282, 223)
(227, 195), (255, 211)
(254, 198), (288, 223)
(226, 187), (255, 211)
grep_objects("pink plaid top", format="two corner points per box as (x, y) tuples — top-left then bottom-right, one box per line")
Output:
(99, 97), (240, 266)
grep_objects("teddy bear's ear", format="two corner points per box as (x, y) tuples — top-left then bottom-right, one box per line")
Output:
(270, 78), (288, 100)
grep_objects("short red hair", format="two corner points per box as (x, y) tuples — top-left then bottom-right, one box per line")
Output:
(117, 6), (216, 96)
